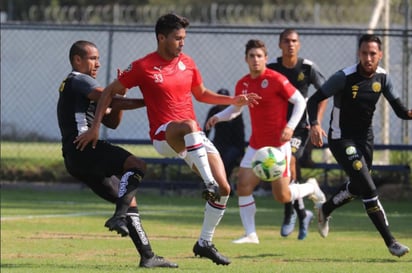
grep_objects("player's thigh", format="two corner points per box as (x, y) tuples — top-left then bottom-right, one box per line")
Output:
(271, 176), (291, 202)
(237, 146), (261, 194)
(98, 141), (132, 176)
(329, 138), (377, 196)
(237, 167), (260, 195)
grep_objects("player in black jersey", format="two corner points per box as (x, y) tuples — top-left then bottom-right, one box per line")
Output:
(267, 29), (327, 240)
(307, 34), (411, 257)
(57, 40), (177, 268)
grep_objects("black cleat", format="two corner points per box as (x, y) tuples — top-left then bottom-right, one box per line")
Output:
(202, 184), (221, 202)
(139, 255), (178, 268)
(193, 241), (231, 265)
(104, 216), (129, 237)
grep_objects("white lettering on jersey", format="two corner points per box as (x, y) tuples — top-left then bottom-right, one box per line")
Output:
(154, 73), (163, 83)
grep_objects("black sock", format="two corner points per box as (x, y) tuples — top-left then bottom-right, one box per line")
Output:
(115, 169), (144, 217)
(363, 197), (395, 247)
(126, 207), (154, 259)
(293, 200), (307, 222)
(323, 181), (354, 216)
(283, 202), (294, 223)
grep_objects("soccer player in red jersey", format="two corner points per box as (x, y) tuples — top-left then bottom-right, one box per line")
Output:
(206, 39), (326, 244)
(74, 13), (260, 266)
(267, 29), (327, 240)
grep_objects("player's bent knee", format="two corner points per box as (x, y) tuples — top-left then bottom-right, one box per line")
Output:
(272, 191), (290, 203)
(124, 155), (147, 172)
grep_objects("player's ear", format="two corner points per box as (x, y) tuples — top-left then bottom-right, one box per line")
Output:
(73, 54), (82, 64)
(378, 50), (383, 61)
(72, 54), (83, 69)
(157, 33), (166, 42)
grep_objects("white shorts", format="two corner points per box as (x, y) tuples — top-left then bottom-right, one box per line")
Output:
(240, 143), (291, 177)
(152, 122), (219, 166)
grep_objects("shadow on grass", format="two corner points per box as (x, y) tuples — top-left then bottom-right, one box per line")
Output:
(283, 257), (406, 264)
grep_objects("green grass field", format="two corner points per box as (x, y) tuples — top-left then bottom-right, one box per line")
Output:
(1, 185), (411, 273)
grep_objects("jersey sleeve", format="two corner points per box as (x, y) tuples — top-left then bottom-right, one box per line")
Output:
(310, 63), (326, 90)
(320, 70), (346, 97)
(191, 65), (203, 89)
(71, 74), (100, 97)
(278, 75), (297, 100)
(382, 75), (400, 102)
(118, 61), (140, 89)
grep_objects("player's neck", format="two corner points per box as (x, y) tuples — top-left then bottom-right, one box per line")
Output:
(250, 68), (265, 79)
(156, 49), (176, 61)
(282, 56), (298, 68)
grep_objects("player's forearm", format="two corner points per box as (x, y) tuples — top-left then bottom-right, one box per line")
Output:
(389, 98), (412, 120)
(92, 85), (116, 131)
(308, 89), (328, 126)
(287, 91), (306, 129)
(102, 109), (123, 129)
(110, 97), (146, 110)
(214, 105), (243, 122)
(317, 99), (328, 123)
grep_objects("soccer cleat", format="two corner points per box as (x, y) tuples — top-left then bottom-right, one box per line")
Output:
(317, 204), (330, 238)
(388, 242), (410, 258)
(193, 241), (231, 265)
(298, 210), (313, 240)
(280, 210), (297, 237)
(202, 183), (221, 202)
(139, 255), (179, 268)
(232, 232), (260, 244)
(104, 215), (129, 237)
(307, 178), (326, 208)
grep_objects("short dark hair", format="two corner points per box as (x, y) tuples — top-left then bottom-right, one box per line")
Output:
(278, 28), (298, 43)
(217, 88), (230, 96)
(245, 39), (267, 56)
(69, 40), (96, 65)
(155, 13), (190, 40)
(358, 34), (382, 50)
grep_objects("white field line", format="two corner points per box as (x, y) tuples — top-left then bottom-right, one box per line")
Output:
(1, 211), (108, 221)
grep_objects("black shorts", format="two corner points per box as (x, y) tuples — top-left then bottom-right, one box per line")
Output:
(328, 137), (377, 198)
(63, 140), (132, 203)
(290, 127), (309, 159)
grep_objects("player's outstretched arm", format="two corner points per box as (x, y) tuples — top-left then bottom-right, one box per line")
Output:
(74, 79), (126, 150)
(191, 84), (261, 107)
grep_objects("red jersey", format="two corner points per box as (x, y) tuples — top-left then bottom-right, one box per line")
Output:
(118, 52), (203, 140)
(235, 68), (296, 149)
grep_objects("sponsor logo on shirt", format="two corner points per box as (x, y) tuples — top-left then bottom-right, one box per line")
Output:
(372, 82), (381, 93)
(261, 79), (268, 88)
(178, 61), (186, 71)
(352, 160), (363, 171)
(297, 72), (305, 82)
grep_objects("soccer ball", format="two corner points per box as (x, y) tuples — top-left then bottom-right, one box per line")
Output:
(251, 146), (287, 182)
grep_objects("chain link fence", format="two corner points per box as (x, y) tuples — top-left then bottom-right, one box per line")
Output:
(5, 2), (409, 26)
(1, 23), (411, 181)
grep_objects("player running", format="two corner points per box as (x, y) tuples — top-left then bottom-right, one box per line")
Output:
(308, 33), (411, 257)
(206, 39), (326, 244)
(267, 28), (327, 240)
(74, 13), (259, 266)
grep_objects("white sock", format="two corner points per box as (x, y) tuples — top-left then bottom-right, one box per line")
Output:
(238, 195), (256, 236)
(184, 132), (215, 185)
(289, 183), (315, 201)
(297, 198), (305, 210)
(199, 196), (229, 244)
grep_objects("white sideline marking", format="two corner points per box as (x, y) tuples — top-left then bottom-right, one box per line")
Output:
(1, 211), (107, 221)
